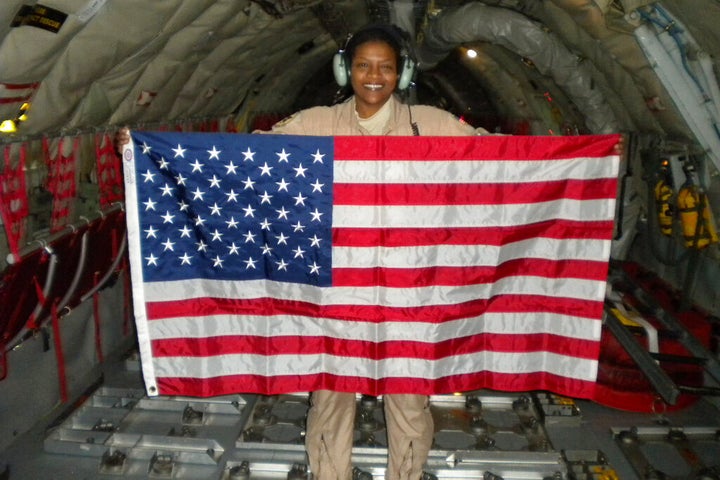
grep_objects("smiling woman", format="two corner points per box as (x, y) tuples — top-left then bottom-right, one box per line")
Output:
(263, 23), (489, 480)
(265, 24), (486, 137)
(348, 40), (400, 118)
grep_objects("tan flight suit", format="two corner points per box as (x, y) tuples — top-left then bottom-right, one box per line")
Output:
(266, 95), (485, 480)
(267, 95), (482, 137)
(306, 391), (433, 480)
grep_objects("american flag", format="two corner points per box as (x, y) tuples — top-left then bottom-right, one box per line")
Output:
(122, 131), (620, 399)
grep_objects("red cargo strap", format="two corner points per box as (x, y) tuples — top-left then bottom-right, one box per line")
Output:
(50, 301), (68, 403)
(26, 275), (47, 331)
(94, 133), (124, 208)
(43, 136), (79, 232)
(0, 144), (29, 260)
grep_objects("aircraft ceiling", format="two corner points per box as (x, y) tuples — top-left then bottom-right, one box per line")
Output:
(1, 0), (720, 152)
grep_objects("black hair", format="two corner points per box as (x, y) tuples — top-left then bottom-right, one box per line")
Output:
(344, 24), (410, 68)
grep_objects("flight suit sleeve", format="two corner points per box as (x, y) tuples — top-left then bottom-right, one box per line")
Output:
(412, 105), (489, 136)
(253, 111), (308, 135)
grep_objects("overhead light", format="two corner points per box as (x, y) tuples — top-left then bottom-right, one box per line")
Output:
(0, 119), (17, 133)
(17, 102), (29, 122)
(466, 48), (478, 59)
(0, 102), (30, 133)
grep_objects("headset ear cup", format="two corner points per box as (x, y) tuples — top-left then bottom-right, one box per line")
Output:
(333, 52), (349, 87)
(397, 56), (415, 91)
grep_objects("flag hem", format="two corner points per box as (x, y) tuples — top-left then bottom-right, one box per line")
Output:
(121, 136), (159, 396)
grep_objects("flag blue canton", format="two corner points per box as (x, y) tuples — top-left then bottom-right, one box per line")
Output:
(131, 131), (334, 287)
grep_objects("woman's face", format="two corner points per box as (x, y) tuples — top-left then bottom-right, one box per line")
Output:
(349, 40), (399, 118)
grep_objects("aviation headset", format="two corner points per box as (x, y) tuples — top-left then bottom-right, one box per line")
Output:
(332, 24), (417, 91)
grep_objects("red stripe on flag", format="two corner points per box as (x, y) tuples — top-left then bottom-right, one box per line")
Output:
(146, 294), (603, 322)
(152, 332), (599, 360)
(334, 178), (618, 205)
(332, 220), (615, 247)
(155, 371), (598, 397)
(332, 259), (610, 287)
(334, 135), (621, 161)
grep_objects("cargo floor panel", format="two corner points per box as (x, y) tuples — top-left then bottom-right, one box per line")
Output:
(3, 358), (720, 480)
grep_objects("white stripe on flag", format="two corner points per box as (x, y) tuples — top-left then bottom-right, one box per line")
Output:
(333, 238), (612, 268)
(146, 311), (602, 342)
(332, 199), (616, 228)
(335, 157), (619, 183)
(143, 275), (607, 305)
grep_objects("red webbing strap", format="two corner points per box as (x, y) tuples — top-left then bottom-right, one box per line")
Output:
(225, 116), (238, 133)
(0, 144), (29, 261)
(92, 271), (104, 363)
(26, 273), (47, 331)
(50, 300), (68, 403)
(43, 136), (80, 233)
(94, 132), (124, 208)
(25, 252), (50, 330)
(33, 275), (45, 301)
(199, 119), (219, 132)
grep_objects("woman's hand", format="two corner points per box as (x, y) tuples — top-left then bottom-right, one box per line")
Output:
(614, 134), (625, 155)
(114, 127), (130, 157)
